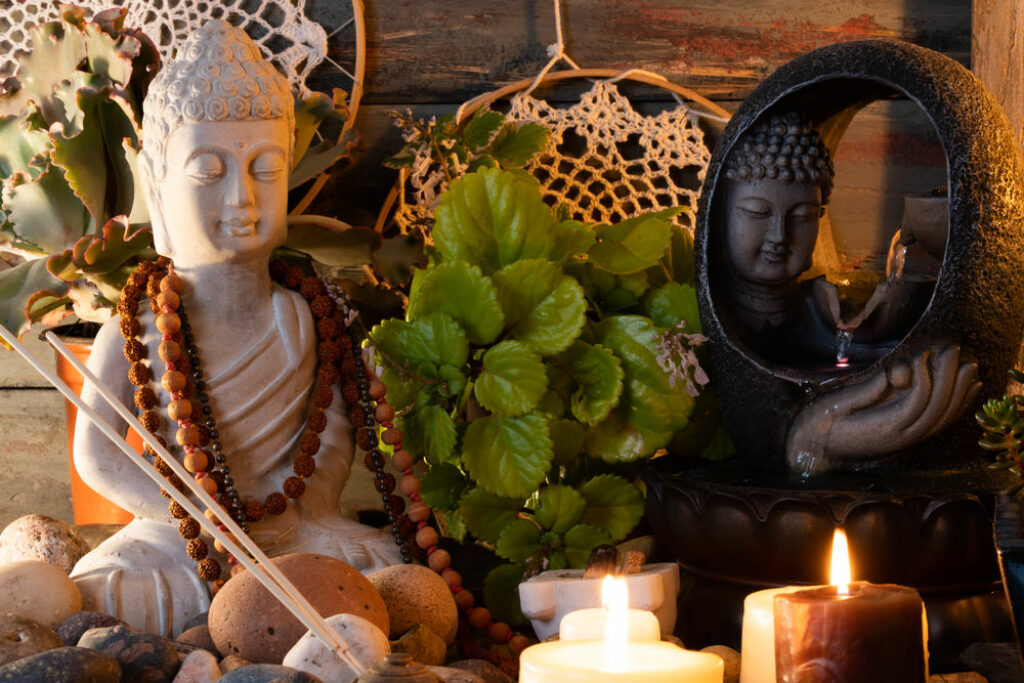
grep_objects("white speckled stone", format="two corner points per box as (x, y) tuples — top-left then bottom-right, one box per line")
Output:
(0, 515), (90, 574)
(0, 560), (82, 625)
(282, 613), (389, 683)
(172, 649), (221, 683)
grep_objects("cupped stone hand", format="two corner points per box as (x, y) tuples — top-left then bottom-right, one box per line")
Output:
(786, 345), (981, 475)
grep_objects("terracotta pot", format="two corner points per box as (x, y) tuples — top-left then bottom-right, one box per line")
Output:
(54, 337), (134, 525)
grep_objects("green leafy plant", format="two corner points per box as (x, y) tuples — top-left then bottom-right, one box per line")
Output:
(977, 365), (1024, 494)
(369, 166), (723, 625)
(385, 107), (549, 182)
(0, 6), (357, 339)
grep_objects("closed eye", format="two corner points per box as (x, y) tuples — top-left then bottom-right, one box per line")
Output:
(251, 152), (286, 181)
(186, 153), (225, 182)
(738, 206), (771, 219)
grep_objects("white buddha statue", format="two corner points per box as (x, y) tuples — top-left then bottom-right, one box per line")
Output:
(71, 21), (401, 636)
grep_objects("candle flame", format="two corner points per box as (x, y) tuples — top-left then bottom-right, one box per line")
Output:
(601, 575), (628, 671)
(830, 529), (852, 595)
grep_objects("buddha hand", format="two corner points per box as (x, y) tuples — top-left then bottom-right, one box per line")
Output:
(785, 344), (981, 476)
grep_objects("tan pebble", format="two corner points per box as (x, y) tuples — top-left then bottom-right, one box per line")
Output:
(391, 623), (445, 666)
(172, 648), (220, 683)
(219, 654), (250, 674)
(0, 515), (90, 574)
(0, 614), (63, 666)
(0, 560), (81, 625)
(701, 645), (740, 683)
(368, 564), (458, 644)
(208, 553), (388, 664)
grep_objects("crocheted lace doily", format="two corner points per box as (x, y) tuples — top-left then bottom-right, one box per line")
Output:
(0, 0), (327, 91)
(396, 80), (712, 233)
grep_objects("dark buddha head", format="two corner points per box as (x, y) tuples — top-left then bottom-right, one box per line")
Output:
(722, 112), (835, 288)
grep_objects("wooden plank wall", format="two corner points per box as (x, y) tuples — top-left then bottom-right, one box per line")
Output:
(0, 0), (975, 528)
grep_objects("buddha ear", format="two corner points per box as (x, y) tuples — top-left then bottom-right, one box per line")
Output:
(138, 149), (172, 257)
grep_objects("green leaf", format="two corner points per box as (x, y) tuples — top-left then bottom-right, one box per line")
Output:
(484, 564), (528, 626)
(459, 487), (524, 544)
(380, 366), (421, 412)
(595, 315), (694, 435)
(407, 260), (504, 345)
(285, 218), (379, 268)
(588, 211), (676, 274)
(3, 163), (89, 253)
(495, 518), (543, 564)
(0, 259), (69, 338)
(558, 341), (624, 425)
(16, 17), (88, 124)
(474, 340), (548, 417)
(550, 220), (597, 263)
(462, 108), (506, 152)
(372, 231), (427, 287)
(399, 404), (457, 465)
(46, 216), (153, 280)
(644, 282), (701, 332)
(289, 129), (357, 189)
(491, 122), (550, 167)
(580, 474), (645, 542)
(370, 313), (469, 374)
(563, 524), (613, 568)
(84, 20), (139, 86)
(493, 259), (586, 355)
(0, 114), (49, 180)
(433, 167), (557, 275)
(418, 463), (469, 510)
(535, 390), (566, 420)
(534, 485), (586, 534)
(548, 419), (585, 466)
(293, 89), (347, 167)
(668, 223), (695, 286)
(462, 414), (553, 498)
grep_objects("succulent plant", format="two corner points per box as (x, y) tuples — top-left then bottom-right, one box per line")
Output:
(0, 5), (357, 340)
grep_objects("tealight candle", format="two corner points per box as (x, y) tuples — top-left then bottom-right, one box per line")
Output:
(518, 576), (724, 682)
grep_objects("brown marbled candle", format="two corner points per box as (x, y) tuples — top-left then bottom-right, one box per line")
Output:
(774, 582), (927, 682)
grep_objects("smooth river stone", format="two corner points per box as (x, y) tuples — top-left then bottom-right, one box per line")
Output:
(176, 624), (219, 655)
(368, 564), (458, 643)
(219, 663), (323, 682)
(0, 560), (81, 625)
(55, 611), (126, 646)
(78, 624), (181, 682)
(0, 515), (90, 574)
(171, 649), (221, 683)
(209, 553), (389, 664)
(0, 614), (63, 667)
(282, 613), (389, 682)
(0, 646), (120, 682)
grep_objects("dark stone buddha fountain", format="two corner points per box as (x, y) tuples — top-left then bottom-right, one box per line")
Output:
(644, 40), (1024, 671)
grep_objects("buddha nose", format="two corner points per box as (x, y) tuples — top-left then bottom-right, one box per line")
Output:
(766, 213), (787, 243)
(227, 166), (255, 207)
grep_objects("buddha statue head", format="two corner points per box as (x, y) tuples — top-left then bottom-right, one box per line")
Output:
(139, 21), (294, 267)
(721, 112), (835, 289)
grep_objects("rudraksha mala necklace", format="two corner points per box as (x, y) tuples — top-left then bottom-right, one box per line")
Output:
(118, 258), (415, 589)
(119, 258), (530, 672)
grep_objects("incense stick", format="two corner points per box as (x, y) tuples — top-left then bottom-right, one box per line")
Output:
(0, 324), (365, 675)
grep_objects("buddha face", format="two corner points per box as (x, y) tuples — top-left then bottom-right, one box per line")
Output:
(144, 118), (291, 267)
(723, 177), (823, 287)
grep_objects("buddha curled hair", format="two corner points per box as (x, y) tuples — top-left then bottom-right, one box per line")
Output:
(142, 20), (293, 173)
(724, 111), (835, 205)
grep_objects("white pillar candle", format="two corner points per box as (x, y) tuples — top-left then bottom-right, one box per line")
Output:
(740, 586), (815, 683)
(519, 640), (723, 682)
(559, 606), (661, 642)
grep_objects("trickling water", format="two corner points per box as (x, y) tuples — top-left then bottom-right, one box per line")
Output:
(835, 328), (852, 367)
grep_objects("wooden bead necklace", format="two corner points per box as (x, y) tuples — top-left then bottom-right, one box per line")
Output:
(120, 258), (529, 672)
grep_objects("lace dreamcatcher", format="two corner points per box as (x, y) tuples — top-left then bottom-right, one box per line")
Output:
(0, 0), (364, 100)
(386, 2), (729, 235)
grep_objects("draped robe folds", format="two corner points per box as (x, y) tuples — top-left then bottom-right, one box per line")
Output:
(71, 285), (400, 635)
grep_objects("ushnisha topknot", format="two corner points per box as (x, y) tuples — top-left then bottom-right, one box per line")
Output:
(724, 111), (835, 205)
(142, 20), (293, 172)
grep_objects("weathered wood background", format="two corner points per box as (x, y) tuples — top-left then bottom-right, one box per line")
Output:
(0, 0), (989, 527)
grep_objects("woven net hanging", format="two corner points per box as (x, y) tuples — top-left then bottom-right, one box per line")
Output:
(391, 75), (727, 237)
(0, 0), (354, 94)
